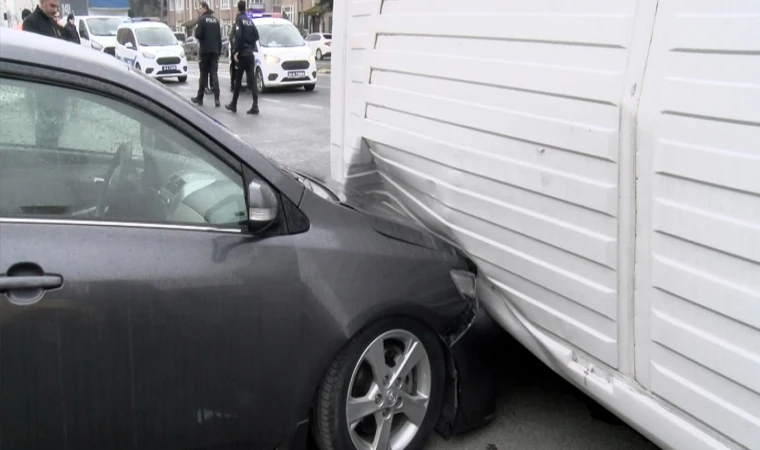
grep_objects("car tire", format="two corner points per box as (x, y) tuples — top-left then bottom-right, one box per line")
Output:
(178, 76), (187, 83)
(304, 84), (316, 92)
(316, 49), (323, 60)
(312, 317), (446, 450)
(256, 67), (266, 93)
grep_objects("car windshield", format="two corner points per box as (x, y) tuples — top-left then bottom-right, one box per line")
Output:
(135, 27), (177, 46)
(86, 18), (123, 36)
(257, 24), (303, 48)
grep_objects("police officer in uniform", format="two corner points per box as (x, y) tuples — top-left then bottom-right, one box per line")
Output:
(226, 0), (259, 114)
(191, 1), (222, 107)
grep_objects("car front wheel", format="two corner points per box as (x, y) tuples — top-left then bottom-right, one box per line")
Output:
(178, 76), (187, 83)
(312, 317), (445, 450)
(256, 67), (266, 93)
(304, 84), (316, 92)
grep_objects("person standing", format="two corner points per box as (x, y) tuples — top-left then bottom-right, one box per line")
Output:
(23, 0), (78, 149)
(23, 0), (66, 38)
(63, 13), (80, 44)
(226, 1), (259, 115)
(191, 1), (222, 107)
(14, 9), (31, 30)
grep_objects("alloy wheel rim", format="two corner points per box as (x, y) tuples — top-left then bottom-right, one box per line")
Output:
(346, 329), (432, 450)
(257, 69), (264, 91)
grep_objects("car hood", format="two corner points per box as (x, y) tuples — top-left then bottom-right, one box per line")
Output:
(142, 45), (185, 57)
(91, 35), (117, 47)
(289, 170), (456, 254)
(262, 46), (310, 60)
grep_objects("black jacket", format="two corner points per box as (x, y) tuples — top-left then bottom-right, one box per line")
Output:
(64, 22), (80, 44)
(234, 12), (259, 56)
(22, 6), (66, 40)
(194, 10), (222, 56)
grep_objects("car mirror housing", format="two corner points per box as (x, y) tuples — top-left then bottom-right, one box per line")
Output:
(247, 179), (278, 234)
(125, 42), (134, 50)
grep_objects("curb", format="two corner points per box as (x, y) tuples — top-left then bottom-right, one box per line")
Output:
(317, 68), (331, 74)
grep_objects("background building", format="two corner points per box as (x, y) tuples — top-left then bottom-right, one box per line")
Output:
(168, 0), (279, 37)
(281, 0), (330, 35)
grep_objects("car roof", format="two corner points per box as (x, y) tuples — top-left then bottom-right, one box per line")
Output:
(119, 21), (171, 30)
(252, 18), (293, 26)
(81, 15), (126, 19)
(0, 27), (304, 204)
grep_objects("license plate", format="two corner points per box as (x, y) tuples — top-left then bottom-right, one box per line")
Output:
(288, 71), (306, 78)
(162, 65), (177, 72)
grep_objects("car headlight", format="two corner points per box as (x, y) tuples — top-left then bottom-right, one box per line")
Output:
(308, 54), (316, 63)
(91, 41), (103, 50)
(142, 51), (156, 59)
(264, 54), (280, 64)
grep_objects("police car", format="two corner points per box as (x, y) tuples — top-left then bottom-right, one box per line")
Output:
(250, 16), (317, 91)
(114, 19), (188, 82)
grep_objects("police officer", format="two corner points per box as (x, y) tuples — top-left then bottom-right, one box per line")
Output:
(191, 1), (222, 107)
(226, 0), (259, 114)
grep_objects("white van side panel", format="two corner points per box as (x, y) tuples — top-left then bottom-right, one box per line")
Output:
(635, 1), (760, 448)
(329, 0), (759, 449)
(334, 0), (643, 370)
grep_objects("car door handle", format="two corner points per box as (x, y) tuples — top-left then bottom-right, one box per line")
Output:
(0, 275), (63, 292)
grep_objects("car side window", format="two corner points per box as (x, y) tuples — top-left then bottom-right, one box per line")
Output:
(0, 77), (247, 228)
(116, 29), (125, 45)
(127, 29), (137, 47)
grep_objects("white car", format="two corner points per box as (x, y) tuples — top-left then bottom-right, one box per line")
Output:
(114, 21), (188, 83)
(77, 15), (130, 56)
(252, 17), (317, 92)
(305, 32), (331, 60)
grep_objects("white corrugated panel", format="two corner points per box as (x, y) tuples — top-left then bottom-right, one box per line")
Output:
(335, 0), (638, 373)
(635, 1), (760, 448)
(329, 0), (760, 448)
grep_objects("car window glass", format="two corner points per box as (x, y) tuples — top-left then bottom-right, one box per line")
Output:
(79, 20), (86, 35)
(0, 78), (247, 228)
(324, 34), (331, 40)
(126, 29), (136, 47)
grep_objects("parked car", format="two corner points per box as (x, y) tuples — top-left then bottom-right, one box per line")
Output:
(77, 15), (130, 56)
(253, 17), (317, 92)
(115, 21), (188, 82)
(305, 32), (331, 60)
(183, 35), (199, 59)
(0, 28), (494, 450)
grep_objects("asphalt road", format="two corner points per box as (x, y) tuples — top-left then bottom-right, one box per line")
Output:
(164, 60), (332, 180)
(165, 60), (658, 450)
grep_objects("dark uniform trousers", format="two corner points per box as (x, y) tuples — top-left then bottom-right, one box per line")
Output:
(231, 53), (258, 105)
(197, 53), (220, 99)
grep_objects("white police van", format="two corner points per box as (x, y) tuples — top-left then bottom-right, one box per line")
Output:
(114, 19), (188, 82)
(250, 16), (316, 92)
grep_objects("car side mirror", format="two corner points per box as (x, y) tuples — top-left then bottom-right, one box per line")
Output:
(247, 179), (278, 234)
(125, 42), (134, 49)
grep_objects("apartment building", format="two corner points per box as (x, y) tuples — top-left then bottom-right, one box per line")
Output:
(168, 0), (279, 36)
(281, 0), (330, 35)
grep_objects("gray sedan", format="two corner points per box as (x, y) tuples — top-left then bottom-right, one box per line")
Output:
(0, 29), (492, 450)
